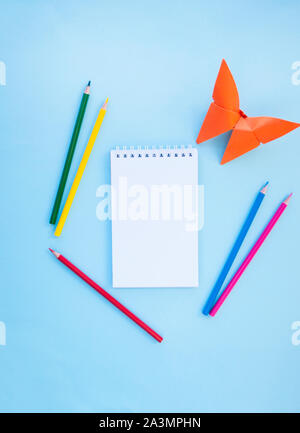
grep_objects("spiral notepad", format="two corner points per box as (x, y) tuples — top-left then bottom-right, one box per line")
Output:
(110, 147), (199, 288)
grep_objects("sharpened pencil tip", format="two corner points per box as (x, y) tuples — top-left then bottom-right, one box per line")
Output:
(260, 181), (269, 194)
(84, 82), (91, 94)
(49, 248), (60, 258)
(284, 193), (293, 205)
(102, 98), (109, 110)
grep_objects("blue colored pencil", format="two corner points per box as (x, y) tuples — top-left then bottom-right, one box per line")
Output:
(202, 182), (269, 316)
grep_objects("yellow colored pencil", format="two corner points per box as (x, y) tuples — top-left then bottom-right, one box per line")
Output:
(54, 99), (108, 237)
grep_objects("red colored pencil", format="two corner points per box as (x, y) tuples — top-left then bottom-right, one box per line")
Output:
(49, 249), (163, 343)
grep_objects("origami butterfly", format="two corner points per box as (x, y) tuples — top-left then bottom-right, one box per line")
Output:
(196, 59), (299, 164)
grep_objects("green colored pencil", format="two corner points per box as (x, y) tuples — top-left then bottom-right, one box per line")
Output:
(50, 81), (91, 224)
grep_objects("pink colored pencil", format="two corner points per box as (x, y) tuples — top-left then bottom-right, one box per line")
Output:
(210, 194), (293, 316)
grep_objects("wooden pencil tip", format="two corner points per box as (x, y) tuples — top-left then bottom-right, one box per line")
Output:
(283, 193), (293, 206)
(84, 82), (91, 94)
(102, 98), (109, 110)
(49, 248), (60, 258)
(260, 181), (269, 194)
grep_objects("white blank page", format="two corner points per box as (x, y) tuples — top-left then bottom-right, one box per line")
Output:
(110, 147), (199, 288)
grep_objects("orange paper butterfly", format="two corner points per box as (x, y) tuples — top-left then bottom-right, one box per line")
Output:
(196, 59), (299, 164)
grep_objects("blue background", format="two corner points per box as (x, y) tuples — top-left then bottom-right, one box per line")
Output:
(1, 0), (300, 413)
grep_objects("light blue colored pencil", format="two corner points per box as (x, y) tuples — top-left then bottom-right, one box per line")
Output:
(202, 182), (269, 315)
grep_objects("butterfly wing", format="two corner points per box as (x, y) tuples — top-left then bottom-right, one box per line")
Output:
(220, 117), (260, 164)
(246, 117), (300, 143)
(196, 102), (240, 144)
(196, 59), (241, 144)
(213, 59), (240, 111)
(220, 116), (300, 164)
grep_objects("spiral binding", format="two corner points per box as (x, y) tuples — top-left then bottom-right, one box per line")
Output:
(112, 145), (196, 159)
